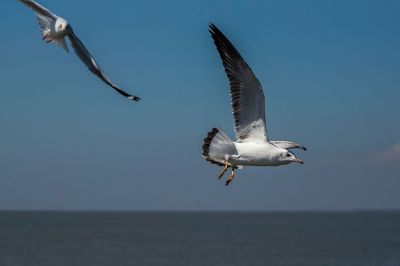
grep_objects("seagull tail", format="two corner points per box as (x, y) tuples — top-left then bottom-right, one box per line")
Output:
(202, 128), (237, 166)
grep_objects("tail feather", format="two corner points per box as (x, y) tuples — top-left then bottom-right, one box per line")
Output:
(202, 128), (237, 166)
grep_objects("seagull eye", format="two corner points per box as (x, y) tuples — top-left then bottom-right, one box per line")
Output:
(286, 153), (291, 157)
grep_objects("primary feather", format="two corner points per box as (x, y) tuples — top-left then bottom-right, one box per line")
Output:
(210, 23), (267, 143)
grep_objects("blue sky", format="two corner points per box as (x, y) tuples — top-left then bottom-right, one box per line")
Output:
(0, 0), (399, 211)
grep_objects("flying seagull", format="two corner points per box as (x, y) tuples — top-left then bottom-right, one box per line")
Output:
(202, 24), (306, 186)
(17, 0), (140, 101)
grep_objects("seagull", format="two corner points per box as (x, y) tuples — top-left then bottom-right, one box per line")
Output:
(17, 0), (140, 101)
(202, 24), (306, 186)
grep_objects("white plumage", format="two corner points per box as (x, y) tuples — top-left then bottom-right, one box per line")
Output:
(202, 24), (306, 186)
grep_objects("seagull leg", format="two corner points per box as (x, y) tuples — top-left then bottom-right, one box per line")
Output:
(42, 31), (48, 40)
(42, 31), (53, 43)
(225, 167), (235, 186)
(218, 160), (229, 179)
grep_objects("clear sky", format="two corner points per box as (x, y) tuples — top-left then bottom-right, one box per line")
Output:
(0, 0), (399, 211)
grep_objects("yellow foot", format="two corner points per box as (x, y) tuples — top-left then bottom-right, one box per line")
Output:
(218, 160), (229, 179)
(225, 171), (235, 186)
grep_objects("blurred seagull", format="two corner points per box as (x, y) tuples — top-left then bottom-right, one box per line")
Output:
(202, 24), (306, 186)
(18, 0), (140, 101)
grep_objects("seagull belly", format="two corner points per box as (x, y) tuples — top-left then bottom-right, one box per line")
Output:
(232, 142), (279, 166)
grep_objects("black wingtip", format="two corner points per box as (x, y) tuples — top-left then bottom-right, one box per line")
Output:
(209, 23), (219, 36)
(128, 96), (141, 102)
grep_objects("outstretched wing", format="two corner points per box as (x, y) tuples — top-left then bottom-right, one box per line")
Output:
(18, 0), (58, 20)
(210, 23), (267, 143)
(271, 141), (307, 151)
(36, 13), (51, 32)
(67, 29), (140, 101)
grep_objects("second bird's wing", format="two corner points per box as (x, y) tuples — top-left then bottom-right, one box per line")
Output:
(67, 29), (140, 101)
(18, 0), (58, 20)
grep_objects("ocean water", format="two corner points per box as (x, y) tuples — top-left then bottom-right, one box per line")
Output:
(0, 212), (399, 266)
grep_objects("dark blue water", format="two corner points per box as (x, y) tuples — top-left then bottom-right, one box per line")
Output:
(0, 211), (400, 266)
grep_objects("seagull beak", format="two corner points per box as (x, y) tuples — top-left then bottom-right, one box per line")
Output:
(294, 158), (304, 164)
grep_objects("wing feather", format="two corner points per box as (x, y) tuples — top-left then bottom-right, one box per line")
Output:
(271, 141), (307, 151)
(209, 23), (267, 142)
(35, 13), (51, 32)
(67, 29), (140, 101)
(18, 0), (57, 20)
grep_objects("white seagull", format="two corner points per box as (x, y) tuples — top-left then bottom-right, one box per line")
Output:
(18, 0), (140, 101)
(202, 24), (306, 186)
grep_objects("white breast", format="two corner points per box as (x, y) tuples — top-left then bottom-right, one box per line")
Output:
(230, 142), (278, 166)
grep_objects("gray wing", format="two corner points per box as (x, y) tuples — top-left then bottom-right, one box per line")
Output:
(18, 0), (58, 20)
(36, 13), (51, 32)
(210, 24), (267, 142)
(271, 141), (307, 151)
(67, 29), (140, 101)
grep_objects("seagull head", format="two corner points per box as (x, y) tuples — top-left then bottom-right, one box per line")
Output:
(55, 19), (69, 33)
(279, 150), (304, 165)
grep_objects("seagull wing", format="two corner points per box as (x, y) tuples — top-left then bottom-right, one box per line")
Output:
(18, 0), (58, 20)
(36, 13), (51, 31)
(210, 23), (268, 143)
(271, 141), (307, 151)
(67, 29), (140, 101)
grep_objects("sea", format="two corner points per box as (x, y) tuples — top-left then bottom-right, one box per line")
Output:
(0, 211), (399, 266)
